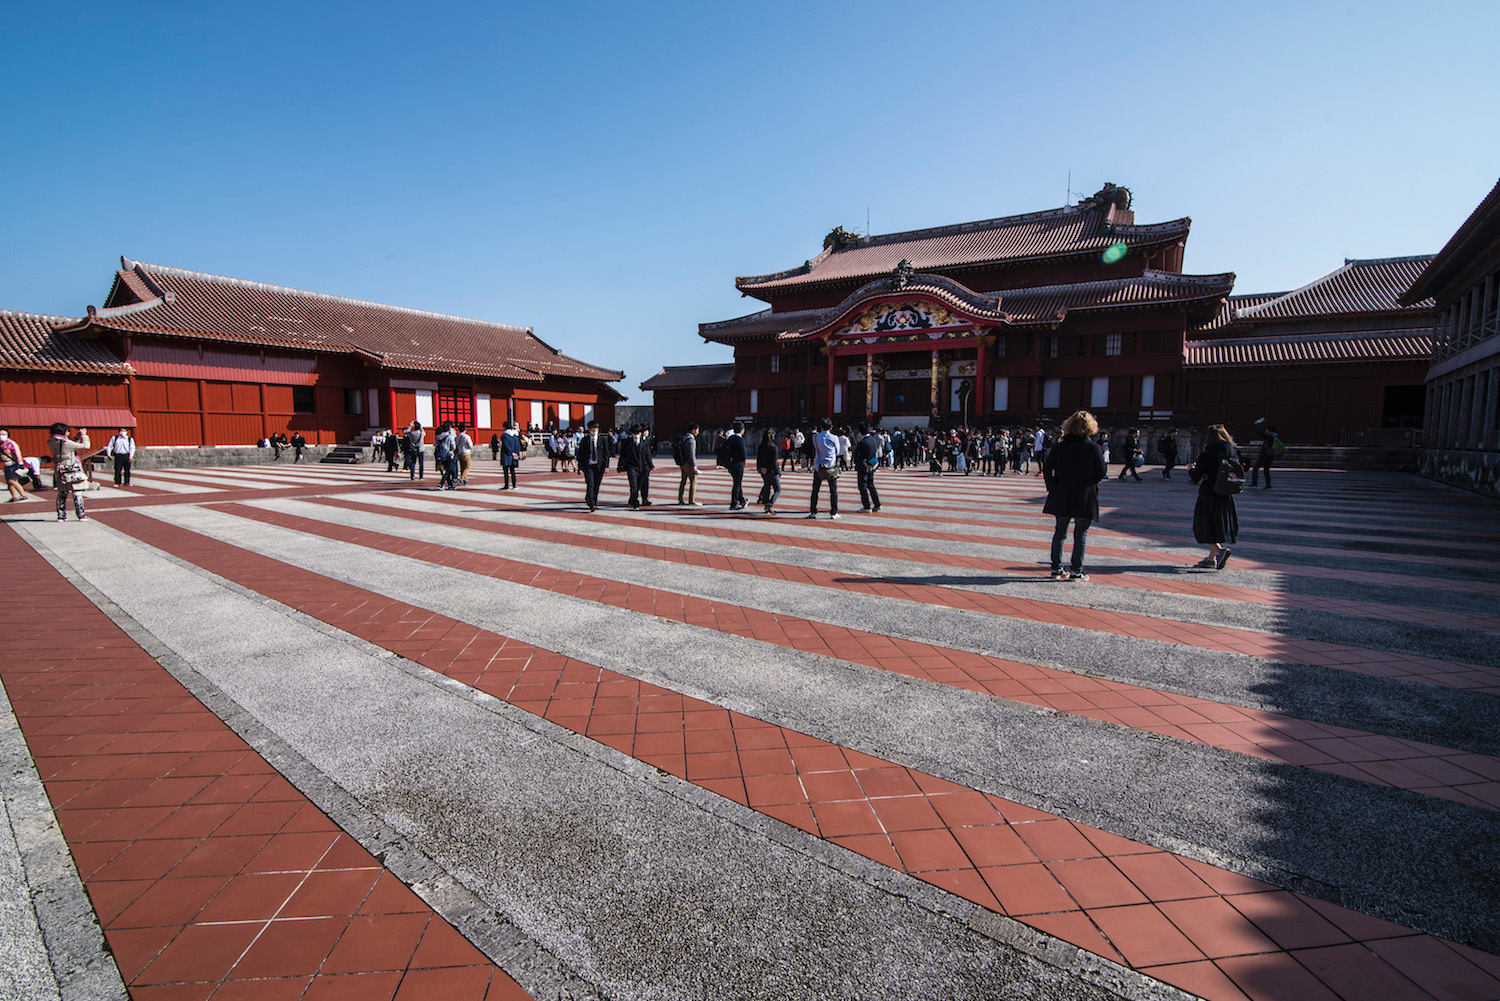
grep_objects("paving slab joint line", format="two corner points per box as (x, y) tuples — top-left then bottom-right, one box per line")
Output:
(73, 522), (1223, 1001)
(13, 524), (599, 1001)
(0, 665), (129, 1001)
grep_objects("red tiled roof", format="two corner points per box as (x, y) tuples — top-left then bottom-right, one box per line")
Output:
(1191, 292), (1287, 333)
(1184, 330), (1433, 368)
(702, 271), (1233, 344)
(70, 259), (623, 384)
(1402, 177), (1500, 305)
(736, 205), (1191, 294)
(0, 310), (132, 376)
(1234, 256), (1435, 322)
(639, 364), (737, 391)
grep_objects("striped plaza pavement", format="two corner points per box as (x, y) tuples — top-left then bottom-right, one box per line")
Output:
(3, 455), (1498, 1001)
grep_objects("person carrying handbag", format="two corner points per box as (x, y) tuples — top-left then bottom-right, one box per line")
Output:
(48, 422), (90, 521)
(2, 429), (31, 502)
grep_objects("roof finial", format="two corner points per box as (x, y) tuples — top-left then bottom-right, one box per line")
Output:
(891, 260), (914, 290)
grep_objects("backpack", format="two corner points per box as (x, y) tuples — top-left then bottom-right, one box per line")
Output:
(1271, 435), (1286, 457)
(672, 434), (688, 466)
(1213, 453), (1245, 496)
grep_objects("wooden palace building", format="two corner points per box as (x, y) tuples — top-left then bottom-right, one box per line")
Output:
(0, 258), (623, 456)
(643, 185), (1435, 445)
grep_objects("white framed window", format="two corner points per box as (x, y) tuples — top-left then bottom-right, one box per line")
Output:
(1141, 375), (1156, 408)
(529, 401), (543, 428)
(415, 389), (434, 426)
(770, 355), (781, 373)
(750, 389), (759, 413)
(1106, 333), (1122, 356)
(1049, 337), (1059, 359)
(583, 404), (594, 425)
(475, 393), (492, 428)
(1091, 376), (1108, 408)
(993, 377), (1009, 411)
(1043, 378), (1061, 409)
(834, 383), (844, 413)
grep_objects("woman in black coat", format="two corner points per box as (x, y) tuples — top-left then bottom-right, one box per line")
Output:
(1188, 423), (1240, 569)
(1043, 410), (1108, 581)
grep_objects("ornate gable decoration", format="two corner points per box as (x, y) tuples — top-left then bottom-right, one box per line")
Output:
(837, 300), (964, 337)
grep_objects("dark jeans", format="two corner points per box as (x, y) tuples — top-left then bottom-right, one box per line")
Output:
(409, 450), (424, 479)
(856, 465), (880, 509)
(810, 466), (839, 514)
(757, 468), (781, 508)
(626, 468), (650, 506)
(502, 463), (517, 489)
(1249, 457), (1273, 487)
(1050, 514), (1092, 572)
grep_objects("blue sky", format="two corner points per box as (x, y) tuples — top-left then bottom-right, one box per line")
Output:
(5, 1), (1497, 403)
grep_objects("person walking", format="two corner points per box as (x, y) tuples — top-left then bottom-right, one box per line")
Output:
(617, 425), (653, 508)
(1116, 428), (1143, 481)
(1159, 429), (1179, 480)
(404, 421), (425, 481)
(1189, 423), (1242, 569)
(756, 429), (781, 515)
(104, 427), (136, 485)
(455, 424), (474, 485)
(725, 421), (748, 509)
(2, 429), (31, 502)
(1248, 418), (1280, 489)
(489, 432), (501, 461)
(853, 423), (882, 512)
(48, 423), (90, 521)
(807, 417), (841, 519)
(577, 421), (608, 511)
(676, 422), (702, 505)
(434, 422), (457, 489)
(499, 422), (523, 490)
(1043, 411), (1107, 581)
(382, 429), (401, 471)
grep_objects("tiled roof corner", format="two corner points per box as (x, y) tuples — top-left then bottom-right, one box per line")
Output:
(639, 363), (736, 391)
(0, 310), (133, 376)
(1234, 256), (1436, 322)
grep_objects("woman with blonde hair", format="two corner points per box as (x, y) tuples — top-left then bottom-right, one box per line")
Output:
(1042, 410), (1107, 581)
(1188, 423), (1241, 568)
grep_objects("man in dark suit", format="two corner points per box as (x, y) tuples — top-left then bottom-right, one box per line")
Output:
(725, 421), (747, 509)
(577, 421), (609, 512)
(617, 424), (654, 508)
(853, 423), (882, 512)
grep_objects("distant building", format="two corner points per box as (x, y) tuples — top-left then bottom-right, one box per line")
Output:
(1183, 257), (1434, 445)
(1403, 177), (1500, 495)
(0, 258), (622, 456)
(645, 186), (1436, 446)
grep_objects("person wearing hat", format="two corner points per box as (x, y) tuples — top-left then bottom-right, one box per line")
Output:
(48, 422), (90, 521)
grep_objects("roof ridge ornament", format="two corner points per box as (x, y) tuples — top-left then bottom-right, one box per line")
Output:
(823, 226), (862, 251)
(891, 259), (915, 290)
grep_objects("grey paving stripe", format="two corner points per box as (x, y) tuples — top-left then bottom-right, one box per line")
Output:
(25, 523), (1164, 1001)
(126, 502), (1500, 952)
(268, 492), (1500, 756)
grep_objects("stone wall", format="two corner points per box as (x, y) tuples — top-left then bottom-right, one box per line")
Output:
(1418, 448), (1500, 499)
(118, 446), (371, 469)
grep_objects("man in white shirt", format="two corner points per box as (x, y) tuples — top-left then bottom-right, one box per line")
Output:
(105, 427), (136, 486)
(806, 417), (841, 520)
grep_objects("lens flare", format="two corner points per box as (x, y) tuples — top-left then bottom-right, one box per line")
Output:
(1102, 242), (1128, 264)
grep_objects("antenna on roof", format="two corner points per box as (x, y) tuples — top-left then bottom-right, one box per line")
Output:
(866, 205), (870, 238)
(1066, 170), (1072, 206)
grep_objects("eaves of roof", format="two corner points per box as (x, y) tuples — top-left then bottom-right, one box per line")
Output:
(1402, 178), (1500, 305)
(0, 310), (134, 376)
(1234, 256), (1435, 322)
(639, 364), (737, 391)
(1184, 330), (1433, 368)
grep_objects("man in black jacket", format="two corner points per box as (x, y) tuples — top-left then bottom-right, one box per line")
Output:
(853, 423), (882, 512)
(617, 424), (654, 508)
(725, 422), (747, 509)
(577, 421), (609, 511)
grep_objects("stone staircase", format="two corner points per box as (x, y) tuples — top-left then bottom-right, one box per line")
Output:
(320, 445), (365, 464)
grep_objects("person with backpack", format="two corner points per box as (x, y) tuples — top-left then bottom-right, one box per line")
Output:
(1249, 418), (1282, 489)
(675, 422), (702, 505)
(404, 422), (425, 480)
(1188, 423), (1242, 569)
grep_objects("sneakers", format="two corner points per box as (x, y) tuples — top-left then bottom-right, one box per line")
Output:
(1049, 568), (1069, 581)
(1215, 548), (1234, 570)
(1193, 556), (1219, 569)
(1067, 570), (1089, 582)
(806, 512), (818, 519)
(829, 513), (841, 520)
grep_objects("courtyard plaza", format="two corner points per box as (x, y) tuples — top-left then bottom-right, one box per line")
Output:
(2, 451), (1497, 1001)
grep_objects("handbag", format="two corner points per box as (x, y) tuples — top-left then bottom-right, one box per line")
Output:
(61, 465), (87, 486)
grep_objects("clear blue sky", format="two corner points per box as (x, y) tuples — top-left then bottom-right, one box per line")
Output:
(5, 1), (1496, 403)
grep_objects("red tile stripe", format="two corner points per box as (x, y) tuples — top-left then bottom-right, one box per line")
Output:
(91, 509), (1500, 1001)
(319, 491), (1500, 693)
(0, 524), (533, 1001)
(219, 497), (1500, 813)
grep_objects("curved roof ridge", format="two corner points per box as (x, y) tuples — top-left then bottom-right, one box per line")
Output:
(1233, 263), (1358, 320)
(999, 270), (1234, 297)
(1344, 253), (1439, 267)
(0, 309), (80, 325)
(122, 258), (534, 334)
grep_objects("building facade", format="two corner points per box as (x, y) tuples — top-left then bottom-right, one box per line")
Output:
(1403, 178), (1500, 495)
(647, 186), (1436, 447)
(0, 258), (622, 456)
